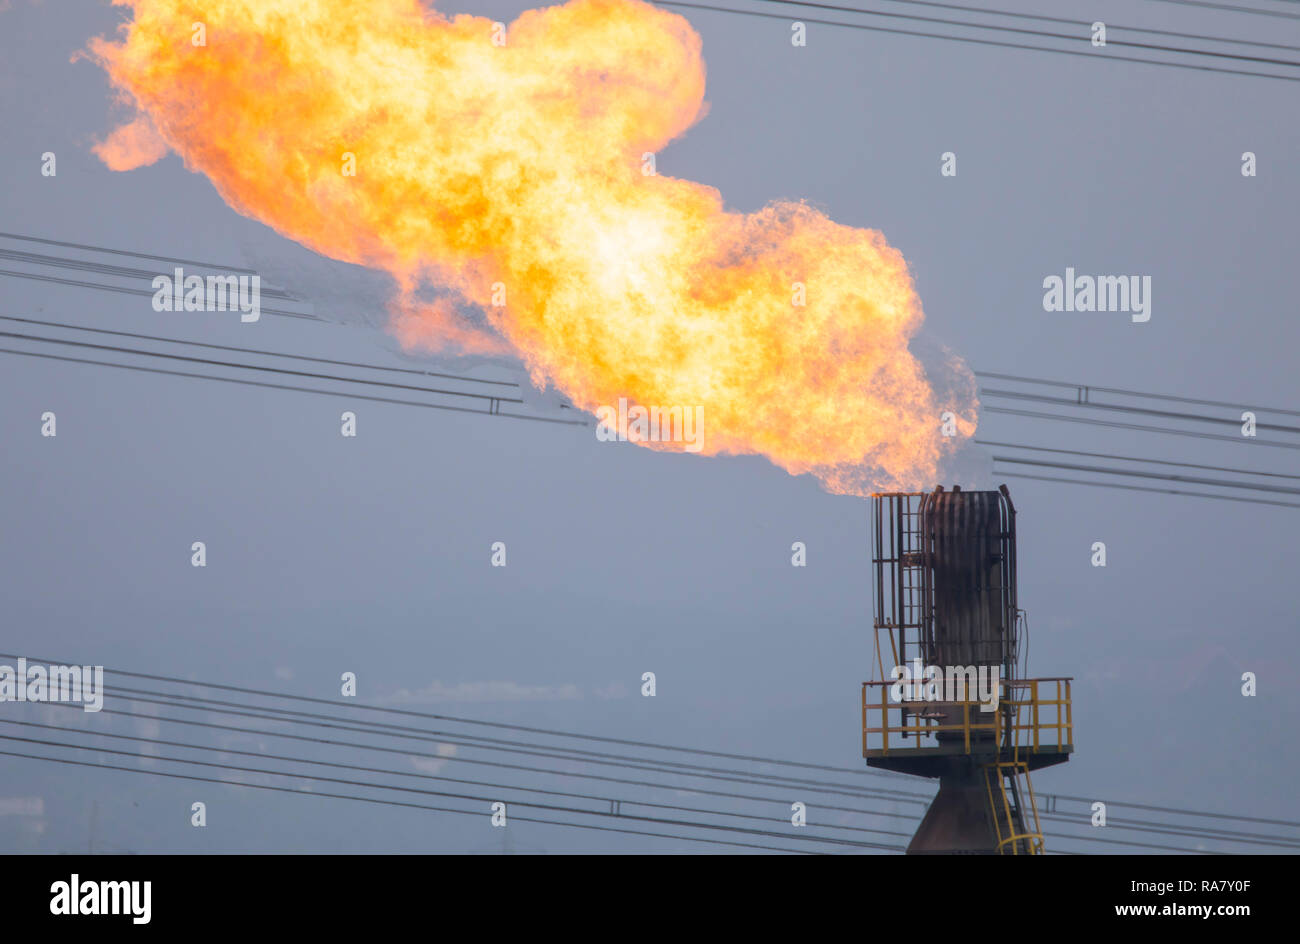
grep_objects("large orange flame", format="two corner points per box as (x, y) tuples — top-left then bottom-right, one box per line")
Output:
(88, 0), (976, 492)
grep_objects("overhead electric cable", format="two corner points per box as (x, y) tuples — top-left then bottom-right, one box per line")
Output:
(975, 370), (1300, 418)
(983, 406), (1300, 449)
(0, 732), (900, 851)
(0, 346), (585, 427)
(0, 747), (827, 854)
(0, 315), (519, 389)
(1143, 0), (1300, 22)
(878, 0), (1300, 51)
(994, 470), (1300, 509)
(656, 1), (1300, 82)
(981, 387), (1300, 435)
(24, 696), (931, 822)
(992, 455), (1300, 496)
(742, 0), (1300, 66)
(0, 327), (525, 407)
(0, 718), (913, 844)
(13, 652), (1292, 829)
(975, 440), (1300, 481)
(9, 652), (1291, 844)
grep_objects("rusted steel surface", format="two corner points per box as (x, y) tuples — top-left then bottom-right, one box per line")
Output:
(919, 487), (1017, 676)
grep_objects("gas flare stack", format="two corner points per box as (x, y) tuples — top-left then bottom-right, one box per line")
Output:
(865, 485), (1074, 854)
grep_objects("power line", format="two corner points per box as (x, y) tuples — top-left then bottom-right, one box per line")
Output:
(0, 327), (527, 409)
(881, 0), (1300, 51)
(1144, 0), (1300, 21)
(0, 230), (258, 274)
(0, 718), (914, 845)
(7, 685), (1281, 853)
(0, 746), (825, 854)
(10, 245), (1296, 440)
(982, 441), (1300, 505)
(975, 370), (1300, 419)
(0, 315), (520, 390)
(983, 406), (1300, 450)
(992, 455), (1300, 497)
(0, 345), (585, 427)
(7, 313), (1295, 511)
(7, 652), (1289, 850)
(7, 239), (1297, 520)
(11, 689), (1261, 853)
(0, 246), (297, 300)
(8, 309), (1295, 461)
(981, 387), (1300, 435)
(742, 0), (1300, 65)
(18, 685), (1273, 853)
(96, 675), (1300, 849)
(0, 732), (897, 851)
(83, 686), (1248, 858)
(656, 1), (1300, 82)
(38, 649), (909, 781)
(976, 440), (1300, 481)
(1036, 811), (1298, 850)
(994, 469), (1300, 509)
(85, 683), (929, 807)
(101, 685), (1285, 850)
(0, 267), (319, 321)
(23, 694), (930, 823)
(100, 682), (928, 805)
(13, 651), (1293, 831)
(1029, 825), (1224, 853)
(10, 247), (1293, 420)
(1052, 787), (1300, 828)
(20, 704), (1285, 853)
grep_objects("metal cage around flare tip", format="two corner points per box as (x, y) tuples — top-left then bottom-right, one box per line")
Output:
(871, 485), (1019, 682)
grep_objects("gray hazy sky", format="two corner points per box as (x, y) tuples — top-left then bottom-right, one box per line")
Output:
(1, 0), (1297, 853)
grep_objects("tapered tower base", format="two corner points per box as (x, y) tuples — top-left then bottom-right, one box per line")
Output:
(907, 771), (1001, 854)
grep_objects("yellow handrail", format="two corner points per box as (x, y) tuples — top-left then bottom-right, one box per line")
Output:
(863, 676), (1073, 757)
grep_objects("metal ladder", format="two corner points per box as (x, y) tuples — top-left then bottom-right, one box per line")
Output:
(984, 761), (1044, 855)
(984, 696), (1045, 854)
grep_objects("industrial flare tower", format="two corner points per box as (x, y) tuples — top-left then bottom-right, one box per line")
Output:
(864, 485), (1073, 854)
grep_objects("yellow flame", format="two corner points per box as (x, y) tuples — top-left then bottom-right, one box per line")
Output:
(89, 0), (977, 492)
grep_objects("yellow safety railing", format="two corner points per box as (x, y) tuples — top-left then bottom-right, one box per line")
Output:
(862, 676), (1072, 757)
(1004, 678), (1073, 762)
